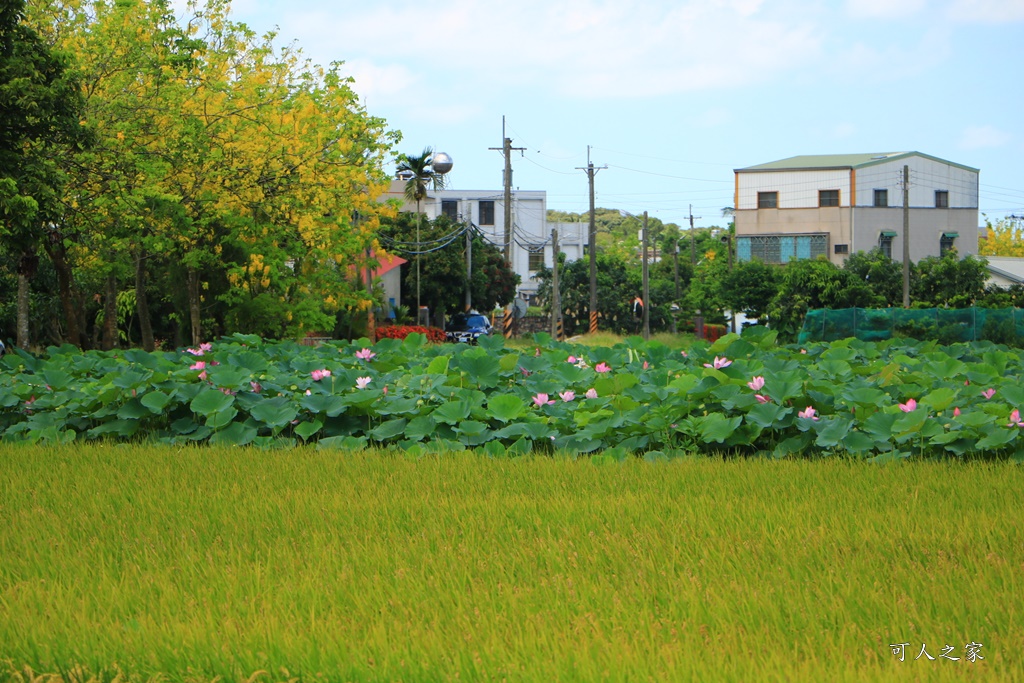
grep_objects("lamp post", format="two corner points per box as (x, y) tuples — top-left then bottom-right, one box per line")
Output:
(415, 151), (452, 325)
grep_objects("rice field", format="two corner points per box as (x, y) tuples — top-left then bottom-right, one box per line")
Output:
(1, 445), (1021, 682)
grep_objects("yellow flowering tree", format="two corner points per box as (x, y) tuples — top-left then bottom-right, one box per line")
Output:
(980, 216), (1024, 258)
(28, 0), (399, 346)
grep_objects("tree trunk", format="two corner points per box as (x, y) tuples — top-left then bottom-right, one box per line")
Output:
(101, 273), (118, 350)
(15, 251), (38, 349)
(44, 239), (81, 347)
(187, 266), (202, 346)
(16, 273), (30, 349)
(135, 249), (155, 351)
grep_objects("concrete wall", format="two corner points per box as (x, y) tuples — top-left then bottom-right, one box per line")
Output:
(852, 208), (978, 260)
(735, 154), (979, 265)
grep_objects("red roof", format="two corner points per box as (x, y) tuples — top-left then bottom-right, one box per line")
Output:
(370, 251), (406, 278)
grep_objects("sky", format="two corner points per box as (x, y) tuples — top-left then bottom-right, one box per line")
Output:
(183, 0), (1024, 230)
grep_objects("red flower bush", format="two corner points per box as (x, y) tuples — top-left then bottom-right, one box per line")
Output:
(703, 324), (728, 343)
(375, 325), (445, 344)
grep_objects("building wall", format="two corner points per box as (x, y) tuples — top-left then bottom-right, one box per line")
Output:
(737, 169), (852, 209)
(735, 154), (979, 266)
(852, 156), (978, 208)
(852, 208), (978, 260)
(422, 189), (549, 300)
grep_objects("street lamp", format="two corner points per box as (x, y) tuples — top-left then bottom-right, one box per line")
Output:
(416, 151), (452, 325)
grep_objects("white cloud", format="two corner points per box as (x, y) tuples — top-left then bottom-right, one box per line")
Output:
(959, 125), (1012, 150)
(844, 0), (927, 19)
(946, 0), (1024, 22)
(269, 0), (827, 102)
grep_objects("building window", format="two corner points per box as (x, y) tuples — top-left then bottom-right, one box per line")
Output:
(479, 200), (495, 225)
(935, 190), (949, 208)
(528, 247), (544, 271)
(879, 232), (896, 259)
(834, 244), (849, 255)
(873, 189), (888, 207)
(757, 191), (778, 209)
(735, 234), (827, 264)
(441, 200), (458, 221)
(819, 190), (840, 207)
(940, 232), (958, 257)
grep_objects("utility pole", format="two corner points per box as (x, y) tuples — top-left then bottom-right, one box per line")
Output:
(902, 164), (910, 308)
(489, 117), (525, 266)
(551, 227), (561, 340)
(578, 146), (606, 334)
(465, 212), (473, 312)
(642, 211), (650, 340)
(687, 205), (702, 267)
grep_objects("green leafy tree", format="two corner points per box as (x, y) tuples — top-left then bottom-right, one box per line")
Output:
(913, 252), (989, 309)
(721, 259), (781, 321)
(535, 252), (641, 336)
(767, 257), (874, 342)
(379, 213), (517, 321)
(841, 248), (905, 307)
(0, 0), (87, 347)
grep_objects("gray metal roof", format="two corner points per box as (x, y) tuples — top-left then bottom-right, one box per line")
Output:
(736, 152), (978, 174)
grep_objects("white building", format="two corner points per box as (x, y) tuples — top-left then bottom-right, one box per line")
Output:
(384, 180), (585, 302)
(734, 152), (979, 266)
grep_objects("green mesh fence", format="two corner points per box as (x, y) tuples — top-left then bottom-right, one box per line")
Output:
(798, 307), (1024, 345)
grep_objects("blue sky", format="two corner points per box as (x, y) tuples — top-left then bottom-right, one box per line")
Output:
(193, 0), (1024, 229)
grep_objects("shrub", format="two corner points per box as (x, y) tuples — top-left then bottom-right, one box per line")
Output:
(375, 325), (445, 343)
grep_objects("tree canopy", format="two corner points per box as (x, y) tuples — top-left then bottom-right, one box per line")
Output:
(5, 0), (399, 349)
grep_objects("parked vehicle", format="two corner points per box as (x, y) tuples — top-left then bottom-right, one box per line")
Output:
(445, 312), (493, 344)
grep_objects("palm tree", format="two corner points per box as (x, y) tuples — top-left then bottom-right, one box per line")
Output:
(396, 147), (449, 318)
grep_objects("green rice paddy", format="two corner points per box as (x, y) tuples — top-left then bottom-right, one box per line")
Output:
(1, 445), (1021, 681)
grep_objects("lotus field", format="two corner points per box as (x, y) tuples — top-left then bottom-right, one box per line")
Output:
(2, 328), (1024, 459)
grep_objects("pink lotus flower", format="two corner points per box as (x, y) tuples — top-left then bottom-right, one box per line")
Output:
(953, 407), (961, 417)
(567, 356), (577, 364)
(383, 385), (388, 396)
(798, 406), (819, 420)
(965, 379), (970, 386)
(982, 388), (996, 400)
(559, 390), (576, 402)
(187, 342), (212, 356)
(747, 376), (765, 392)
(755, 394), (770, 404)
(219, 387), (236, 396)
(595, 362), (611, 373)
(680, 351), (688, 358)
(704, 356), (731, 369)
(586, 388), (598, 399)
(899, 398), (917, 413)
(250, 381), (262, 394)
(642, 361), (649, 370)
(532, 393), (555, 406)
(311, 369), (331, 381)
(520, 367), (531, 377)
(1008, 409), (1024, 427)
(355, 376), (371, 389)
(800, 349), (807, 354)
(355, 348), (376, 361)
(305, 389), (311, 396)
(189, 361), (206, 371)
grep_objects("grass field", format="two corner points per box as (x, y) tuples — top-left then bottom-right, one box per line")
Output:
(1, 445), (1021, 681)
